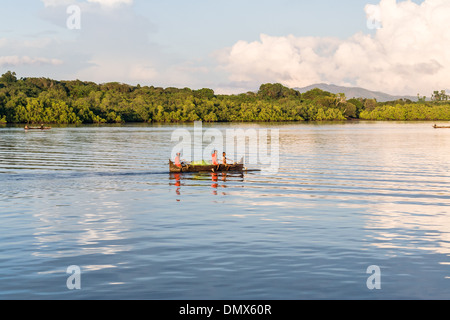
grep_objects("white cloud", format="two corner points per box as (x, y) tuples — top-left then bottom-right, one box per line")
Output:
(219, 0), (450, 96)
(4, 38), (55, 50)
(87, 0), (133, 7)
(73, 56), (160, 85)
(129, 65), (158, 82)
(41, 0), (133, 8)
(41, 0), (76, 7)
(0, 56), (63, 67)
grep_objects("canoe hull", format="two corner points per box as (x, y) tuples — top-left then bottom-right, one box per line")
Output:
(169, 160), (244, 173)
(25, 127), (51, 130)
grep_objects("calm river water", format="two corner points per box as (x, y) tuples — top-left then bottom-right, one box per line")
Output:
(1, 121), (450, 300)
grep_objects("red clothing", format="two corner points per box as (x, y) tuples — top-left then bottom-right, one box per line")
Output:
(212, 153), (219, 165)
(175, 155), (182, 168)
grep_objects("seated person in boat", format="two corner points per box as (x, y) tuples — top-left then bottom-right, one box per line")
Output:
(212, 150), (219, 166)
(222, 152), (227, 165)
(174, 153), (183, 168)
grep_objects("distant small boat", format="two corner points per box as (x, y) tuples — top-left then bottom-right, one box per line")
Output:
(25, 126), (51, 130)
(433, 124), (450, 129)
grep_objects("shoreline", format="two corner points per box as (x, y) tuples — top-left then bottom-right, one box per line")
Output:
(1, 119), (449, 128)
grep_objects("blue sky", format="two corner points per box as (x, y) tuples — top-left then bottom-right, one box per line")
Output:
(1, 0), (447, 96)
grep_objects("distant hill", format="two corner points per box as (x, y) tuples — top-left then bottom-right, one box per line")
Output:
(294, 83), (418, 102)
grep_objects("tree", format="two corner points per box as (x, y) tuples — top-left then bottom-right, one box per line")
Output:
(364, 99), (377, 111)
(257, 83), (300, 99)
(0, 71), (17, 84)
(432, 91), (440, 101)
(348, 98), (364, 117)
(343, 102), (357, 118)
(432, 90), (448, 102)
(417, 94), (426, 103)
(194, 88), (215, 100)
(301, 88), (333, 101)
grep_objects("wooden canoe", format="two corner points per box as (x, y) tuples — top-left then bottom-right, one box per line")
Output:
(433, 125), (450, 129)
(25, 127), (51, 130)
(169, 159), (245, 173)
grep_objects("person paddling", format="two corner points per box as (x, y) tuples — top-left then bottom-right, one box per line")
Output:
(222, 152), (227, 165)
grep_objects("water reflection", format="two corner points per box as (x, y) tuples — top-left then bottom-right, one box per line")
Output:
(365, 201), (450, 255)
(169, 172), (244, 199)
(3, 123), (450, 299)
(211, 172), (230, 195)
(30, 178), (134, 259)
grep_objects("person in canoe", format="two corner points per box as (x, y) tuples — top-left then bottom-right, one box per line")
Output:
(211, 150), (220, 172)
(222, 152), (227, 165)
(174, 152), (183, 168)
(222, 151), (232, 171)
(212, 150), (219, 166)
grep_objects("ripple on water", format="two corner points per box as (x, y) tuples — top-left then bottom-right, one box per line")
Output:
(1, 123), (450, 299)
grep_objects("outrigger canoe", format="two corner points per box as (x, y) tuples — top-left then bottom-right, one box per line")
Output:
(25, 126), (51, 130)
(433, 124), (450, 129)
(169, 159), (245, 173)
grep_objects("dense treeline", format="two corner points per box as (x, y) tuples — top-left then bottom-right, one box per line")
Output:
(359, 104), (450, 120)
(0, 71), (449, 124)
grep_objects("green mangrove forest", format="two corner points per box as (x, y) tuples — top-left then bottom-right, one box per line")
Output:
(0, 71), (449, 124)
